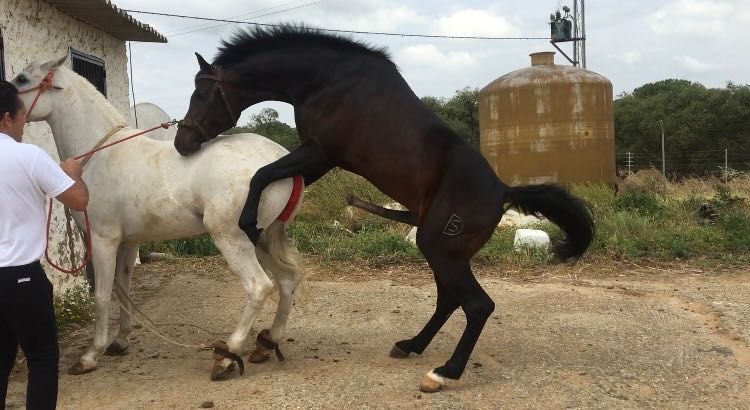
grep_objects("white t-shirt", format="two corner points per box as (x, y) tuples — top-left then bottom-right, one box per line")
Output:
(0, 132), (74, 267)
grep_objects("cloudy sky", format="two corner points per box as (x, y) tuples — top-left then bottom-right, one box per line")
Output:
(117, 0), (750, 126)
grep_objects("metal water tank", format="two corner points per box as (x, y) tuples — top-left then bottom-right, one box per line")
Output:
(479, 52), (615, 186)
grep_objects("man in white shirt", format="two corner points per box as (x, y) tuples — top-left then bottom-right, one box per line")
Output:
(0, 79), (88, 410)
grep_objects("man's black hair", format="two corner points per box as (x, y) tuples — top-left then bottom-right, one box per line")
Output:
(0, 80), (20, 119)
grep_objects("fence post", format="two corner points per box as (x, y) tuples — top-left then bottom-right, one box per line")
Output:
(724, 148), (728, 183)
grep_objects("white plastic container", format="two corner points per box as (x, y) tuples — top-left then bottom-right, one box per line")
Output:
(513, 229), (550, 252)
(405, 227), (418, 245)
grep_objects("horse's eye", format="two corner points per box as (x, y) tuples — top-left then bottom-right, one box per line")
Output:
(16, 75), (28, 84)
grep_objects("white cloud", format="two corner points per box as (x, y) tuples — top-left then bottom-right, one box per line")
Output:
(397, 44), (479, 71)
(607, 51), (643, 65)
(272, 0), (427, 32)
(111, 0), (750, 125)
(434, 9), (521, 37)
(673, 55), (721, 73)
(647, 0), (736, 39)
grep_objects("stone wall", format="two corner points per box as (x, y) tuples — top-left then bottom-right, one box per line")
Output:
(1, 0), (130, 291)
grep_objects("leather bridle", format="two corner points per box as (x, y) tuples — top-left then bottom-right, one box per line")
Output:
(178, 67), (239, 143)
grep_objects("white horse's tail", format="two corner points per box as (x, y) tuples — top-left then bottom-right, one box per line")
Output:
(262, 221), (300, 273)
(258, 221), (309, 304)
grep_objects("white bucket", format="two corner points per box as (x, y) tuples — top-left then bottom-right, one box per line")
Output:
(513, 229), (550, 252)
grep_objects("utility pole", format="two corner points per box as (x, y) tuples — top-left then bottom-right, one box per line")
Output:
(659, 120), (665, 176)
(574, 0), (586, 68)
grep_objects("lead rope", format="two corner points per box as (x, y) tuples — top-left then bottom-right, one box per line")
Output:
(43, 121), (178, 274)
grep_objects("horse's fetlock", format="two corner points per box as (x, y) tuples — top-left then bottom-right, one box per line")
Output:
(435, 364), (462, 380)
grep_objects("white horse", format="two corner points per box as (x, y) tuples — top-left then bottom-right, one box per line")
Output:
(12, 55), (305, 379)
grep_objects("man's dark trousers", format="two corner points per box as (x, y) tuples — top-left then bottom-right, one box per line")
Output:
(0, 261), (58, 410)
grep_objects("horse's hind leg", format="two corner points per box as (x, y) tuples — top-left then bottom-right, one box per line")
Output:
(404, 166), (503, 391)
(208, 228), (274, 380)
(249, 222), (305, 363)
(390, 275), (459, 358)
(416, 256), (494, 392)
(106, 242), (139, 356)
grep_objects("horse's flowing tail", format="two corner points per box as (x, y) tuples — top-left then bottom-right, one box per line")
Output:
(257, 221), (309, 303)
(261, 221), (301, 273)
(504, 184), (594, 260)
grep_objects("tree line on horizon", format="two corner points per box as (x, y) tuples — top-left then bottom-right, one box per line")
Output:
(228, 80), (750, 176)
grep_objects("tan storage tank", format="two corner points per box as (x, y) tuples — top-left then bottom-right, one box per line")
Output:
(479, 52), (615, 186)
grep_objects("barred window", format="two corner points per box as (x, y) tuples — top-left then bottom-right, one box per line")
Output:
(0, 28), (5, 81)
(70, 48), (106, 96)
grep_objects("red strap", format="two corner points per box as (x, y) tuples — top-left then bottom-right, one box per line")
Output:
(276, 176), (303, 222)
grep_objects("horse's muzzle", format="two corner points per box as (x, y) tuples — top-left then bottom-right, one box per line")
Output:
(174, 132), (202, 156)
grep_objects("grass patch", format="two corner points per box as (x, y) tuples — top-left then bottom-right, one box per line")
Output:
(138, 170), (750, 268)
(140, 234), (219, 257)
(54, 280), (94, 334)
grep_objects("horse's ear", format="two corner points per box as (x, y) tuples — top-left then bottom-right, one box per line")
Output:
(42, 54), (68, 70)
(195, 53), (211, 71)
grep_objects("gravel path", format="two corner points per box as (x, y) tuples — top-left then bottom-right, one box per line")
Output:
(7, 259), (750, 408)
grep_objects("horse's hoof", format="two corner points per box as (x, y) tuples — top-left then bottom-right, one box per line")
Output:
(249, 350), (270, 364)
(210, 362), (236, 381)
(67, 362), (96, 375)
(419, 370), (446, 393)
(389, 344), (410, 358)
(104, 342), (129, 356)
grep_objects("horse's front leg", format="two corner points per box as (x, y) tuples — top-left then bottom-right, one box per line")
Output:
(68, 236), (120, 375)
(105, 242), (139, 356)
(240, 141), (330, 244)
(208, 229), (274, 380)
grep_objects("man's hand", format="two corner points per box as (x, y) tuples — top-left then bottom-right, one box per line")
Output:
(57, 158), (88, 211)
(60, 158), (83, 179)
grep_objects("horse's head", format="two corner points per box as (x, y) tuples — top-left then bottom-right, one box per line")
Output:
(175, 53), (243, 155)
(11, 55), (68, 121)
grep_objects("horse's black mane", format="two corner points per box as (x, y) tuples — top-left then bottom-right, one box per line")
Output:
(213, 24), (391, 67)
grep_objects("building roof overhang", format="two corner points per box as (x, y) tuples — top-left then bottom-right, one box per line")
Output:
(45, 0), (167, 43)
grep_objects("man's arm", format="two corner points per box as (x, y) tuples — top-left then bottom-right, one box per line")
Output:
(56, 158), (89, 211)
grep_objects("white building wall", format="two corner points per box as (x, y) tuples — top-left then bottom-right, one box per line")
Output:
(2, 0), (131, 290)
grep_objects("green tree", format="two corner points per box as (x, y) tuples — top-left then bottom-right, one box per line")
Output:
(614, 80), (750, 175)
(421, 87), (480, 149)
(226, 108), (299, 151)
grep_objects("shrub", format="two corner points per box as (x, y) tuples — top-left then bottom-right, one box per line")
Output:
(614, 190), (663, 216)
(54, 280), (94, 333)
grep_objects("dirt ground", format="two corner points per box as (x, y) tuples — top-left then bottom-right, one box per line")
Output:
(6, 257), (750, 409)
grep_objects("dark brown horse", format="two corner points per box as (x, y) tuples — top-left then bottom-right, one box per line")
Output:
(175, 25), (594, 392)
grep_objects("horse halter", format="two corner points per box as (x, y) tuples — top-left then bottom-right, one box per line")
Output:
(178, 66), (239, 143)
(18, 69), (64, 121)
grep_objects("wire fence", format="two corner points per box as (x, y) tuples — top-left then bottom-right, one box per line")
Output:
(616, 149), (750, 178)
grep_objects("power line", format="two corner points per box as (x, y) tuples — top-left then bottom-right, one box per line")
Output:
(163, 0), (316, 36)
(122, 9), (548, 40)
(166, 0), (330, 38)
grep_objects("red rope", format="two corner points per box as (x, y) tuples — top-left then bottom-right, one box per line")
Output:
(44, 198), (92, 274)
(19, 68), (178, 274)
(73, 122), (175, 161)
(44, 121), (176, 274)
(19, 70), (60, 121)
